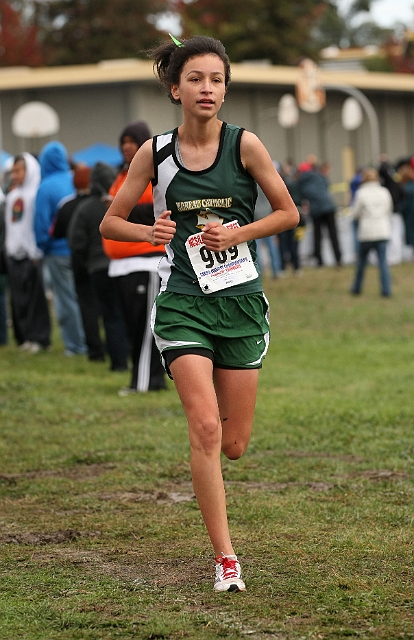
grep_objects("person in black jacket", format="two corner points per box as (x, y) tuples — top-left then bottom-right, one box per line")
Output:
(298, 161), (342, 267)
(53, 163), (105, 360)
(68, 162), (129, 372)
(102, 121), (167, 394)
(0, 189), (7, 345)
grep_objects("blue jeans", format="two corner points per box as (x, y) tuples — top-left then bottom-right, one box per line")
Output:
(45, 255), (87, 353)
(256, 236), (281, 277)
(351, 240), (391, 296)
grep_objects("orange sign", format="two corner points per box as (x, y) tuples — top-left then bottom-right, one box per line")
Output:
(295, 59), (326, 114)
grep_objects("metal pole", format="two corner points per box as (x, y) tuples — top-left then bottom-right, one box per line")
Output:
(324, 83), (381, 166)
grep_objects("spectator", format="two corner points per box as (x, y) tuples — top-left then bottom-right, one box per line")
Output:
(280, 162), (306, 275)
(5, 153), (51, 352)
(396, 160), (414, 260)
(350, 168), (363, 205)
(254, 183), (281, 278)
(349, 168), (363, 256)
(52, 164), (91, 238)
(102, 121), (166, 394)
(34, 141), (86, 356)
(350, 167), (393, 297)
(0, 187), (7, 345)
(53, 164), (106, 361)
(68, 162), (129, 372)
(298, 160), (342, 267)
(378, 154), (404, 213)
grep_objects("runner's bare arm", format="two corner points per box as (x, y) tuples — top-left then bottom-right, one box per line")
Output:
(202, 131), (299, 252)
(99, 140), (176, 245)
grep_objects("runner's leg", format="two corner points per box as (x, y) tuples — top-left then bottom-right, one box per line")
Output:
(169, 353), (234, 556)
(213, 367), (259, 460)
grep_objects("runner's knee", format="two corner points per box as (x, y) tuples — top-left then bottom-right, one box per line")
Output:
(189, 417), (221, 455)
(221, 440), (248, 460)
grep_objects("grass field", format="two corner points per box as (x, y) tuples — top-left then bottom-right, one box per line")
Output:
(0, 263), (413, 639)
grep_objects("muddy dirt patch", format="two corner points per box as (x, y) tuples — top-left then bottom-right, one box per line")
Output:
(285, 450), (364, 463)
(0, 463), (116, 485)
(93, 490), (196, 504)
(86, 481), (335, 504)
(225, 480), (335, 492)
(353, 469), (410, 481)
(0, 529), (102, 545)
(32, 548), (211, 587)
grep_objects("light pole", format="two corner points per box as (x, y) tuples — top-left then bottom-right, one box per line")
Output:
(324, 83), (381, 165)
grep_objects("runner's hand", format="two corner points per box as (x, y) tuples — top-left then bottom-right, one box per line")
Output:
(151, 210), (176, 245)
(202, 222), (237, 251)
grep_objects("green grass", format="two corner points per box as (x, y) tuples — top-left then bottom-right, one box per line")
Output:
(0, 263), (413, 639)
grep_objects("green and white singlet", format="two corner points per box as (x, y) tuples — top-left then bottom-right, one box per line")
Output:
(152, 122), (262, 297)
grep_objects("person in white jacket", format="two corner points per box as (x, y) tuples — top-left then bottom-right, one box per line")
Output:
(5, 153), (51, 350)
(350, 167), (393, 297)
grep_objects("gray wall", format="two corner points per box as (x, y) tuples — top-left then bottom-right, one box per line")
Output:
(1, 78), (413, 196)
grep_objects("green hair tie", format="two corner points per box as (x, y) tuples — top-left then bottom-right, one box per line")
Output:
(169, 33), (184, 47)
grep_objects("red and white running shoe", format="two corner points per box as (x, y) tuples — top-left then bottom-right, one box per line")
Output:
(214, 554), (246, 592)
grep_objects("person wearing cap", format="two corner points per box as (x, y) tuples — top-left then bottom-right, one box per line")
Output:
(102, 121), (166, 394)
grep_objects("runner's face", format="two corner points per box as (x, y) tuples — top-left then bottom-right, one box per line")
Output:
(121, 136), (139, 164)
(171, 54), (226, 117)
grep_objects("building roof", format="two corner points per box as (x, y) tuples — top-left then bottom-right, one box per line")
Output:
(0, 58), (413, 94)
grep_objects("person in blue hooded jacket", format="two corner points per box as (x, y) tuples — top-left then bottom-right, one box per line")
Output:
(34, 141), (87, 355)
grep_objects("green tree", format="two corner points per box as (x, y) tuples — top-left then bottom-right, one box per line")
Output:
(311, 2), (348, 49)
(312, 0), (394, 50)
(0, 0), (44, 66)
(32, 0), (169, 65)
(174, 0), (327, 65)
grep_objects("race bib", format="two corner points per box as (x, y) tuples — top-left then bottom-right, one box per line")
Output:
(185, 221), (258, 294)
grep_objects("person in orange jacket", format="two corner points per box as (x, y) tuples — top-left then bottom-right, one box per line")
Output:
(102, 121), (166, 394)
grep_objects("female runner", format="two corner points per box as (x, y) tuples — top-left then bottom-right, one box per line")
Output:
(100, 35), (299, 592)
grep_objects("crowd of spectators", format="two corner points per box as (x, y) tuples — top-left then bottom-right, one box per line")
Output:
(1, 142), (413, 366)
(0, 121), (167, 394)
(254, 153), (414, 297)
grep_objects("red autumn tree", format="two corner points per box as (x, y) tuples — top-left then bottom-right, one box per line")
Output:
(0, 1), (44, 67)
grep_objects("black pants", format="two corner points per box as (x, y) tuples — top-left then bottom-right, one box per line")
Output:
(91, 268), (129, 371)
(0, 274), (7, 345)
(279, 228), (300, 271)
(312, 211), (342, 266)
(6, 257), (51, 347)
(72, 255), (105, 360)
(115, 270), (166, 391)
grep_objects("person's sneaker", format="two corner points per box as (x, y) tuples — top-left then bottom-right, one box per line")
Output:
(214, 554), (246, 592)
(19, 341), (33, 351)
(64, 349), (86, 357)
(118, 387), (137, 397)
(28, 342), (44, 354)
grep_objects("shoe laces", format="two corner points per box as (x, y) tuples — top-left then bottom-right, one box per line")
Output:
(216, 555), (240, 581)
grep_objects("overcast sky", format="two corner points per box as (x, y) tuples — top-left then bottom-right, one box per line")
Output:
(162, 1), (414, 36)
(337, 0), (414, 27)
